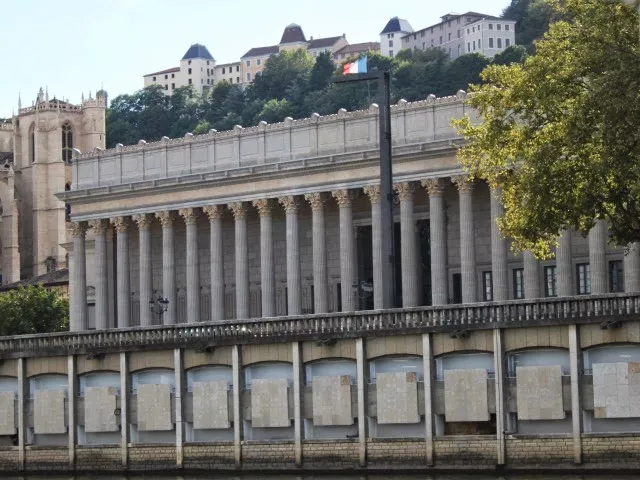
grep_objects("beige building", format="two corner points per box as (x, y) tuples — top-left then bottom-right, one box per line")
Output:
(143, 44), (243, 94)
(400, 12), (517, 59)
(241, 24), (348, 83)
(0, 88), (106, 285)
(333, 42), (380, 63)
(380, 17), (414, 57)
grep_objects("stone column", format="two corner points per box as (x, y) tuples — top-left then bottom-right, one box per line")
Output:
(17, 358), (25, 469)
(111, 217), (130, 328)
(133, 214), (153, 327)
(624, 242), (640, 292)
(364, 185), (383, 309)
(524, 251), (540, 299)
(491, 188), (509, 301)
(229, 202), (249, 319)
(589, 219), (607, 294)
(179, 208), (200, 323)
(305, 192), (329, 313)
(155, 211), (177, 325)
(67, 355), (76, 468)
(174, 348), (184, 467)
(203, 206), (225, 321)
(292, 342), (302, 467)
(332, 189), (357, 311)
(452, 175), (477, 303)
(395, 182), (418, 307)
(493, 329), (506, 465)
(356, 337), (367, 467)
(422, 333), (434, 465)
(422, 178), (448, 306)
(557, 230), (573, 296)
(253, 199), (276, 317)
(231, 345), (242, 468)
(119, 352), (129, 467)
(70, 222), (88, 331)
(569, 325), (583, 464)
(89, 219), (109, 330)
(279, 196), (301, 315)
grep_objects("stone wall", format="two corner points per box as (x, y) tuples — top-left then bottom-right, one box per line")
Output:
(128, 445), (176, 471)
(434, 436), (496, 465)
(24, 446), (69, 471)
(302, 440), (359, 469)
(241, 441), (296, 469)
(505, 436), (574, 465)
(0, 448), (19, 472)
(75, 445), (120, 471)
(183, 443), (235, 469)
(582, 435), (640, 465)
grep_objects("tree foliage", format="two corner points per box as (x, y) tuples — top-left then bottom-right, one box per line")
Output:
(502, 0), (554, 49)
(106, 47), (514, 148)
(0, 285), (69, 336)
(454, 0), (640, 258)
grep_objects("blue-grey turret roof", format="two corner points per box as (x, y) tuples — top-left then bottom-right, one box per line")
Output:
(182, 43), (215, 61)
(380, 17), (414, 35)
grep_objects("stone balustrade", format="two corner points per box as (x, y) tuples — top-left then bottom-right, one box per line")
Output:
(1, 293), (638, 359)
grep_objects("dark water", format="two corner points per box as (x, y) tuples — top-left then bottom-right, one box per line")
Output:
(6, 475), (634, 480)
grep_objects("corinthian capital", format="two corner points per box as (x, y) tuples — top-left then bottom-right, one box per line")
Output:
(304, 192), (326, 210)
(278, 195), (299, 213)
(393, 182), (415, 201)
(252, 199), (272, 217)
(332, 189), (357, 207)
(155, 210), (175, 228)
(132, 213), (153, 230)
(109, 216), (129, 233)
(421, 178), (446, 196)
(228, 202), (248, 219)
(179, 208), (198, 225)
(363, 185), (381, 204)
(69, 221), (88, 237)
(88, 219), (109, 235)
(202, 205), (225, 221)
(451, 174), (474, 193)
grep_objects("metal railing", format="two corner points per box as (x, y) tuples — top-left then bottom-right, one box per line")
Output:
(1, 293), (638, 358)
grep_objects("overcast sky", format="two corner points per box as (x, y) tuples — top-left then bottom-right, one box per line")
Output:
(0, 0), (510, 117)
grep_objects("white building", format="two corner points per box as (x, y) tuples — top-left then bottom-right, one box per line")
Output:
(143, 44), (242, 95)
(400, 12), (516, 59)
(380, 17), (414, 57)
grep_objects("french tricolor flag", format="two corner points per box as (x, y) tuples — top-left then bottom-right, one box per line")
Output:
(342, 56), (368, 75)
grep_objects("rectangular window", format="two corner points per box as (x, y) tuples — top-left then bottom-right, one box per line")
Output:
(171, 73), (175, 78)
(497, 24), (502, 30)
(452, 273), (462, 304)
(489, 37), (494, 48)
(164, 84), (168, 90)
(236, 65), (240, 72)
(544, 266), (557, 297)
(478, 24), (481, 30)
(188, 68), (192, 74)
(171, 83), (175, 89)
(152, 76), (156, 81)
(222, 67), (225, 74)
(237, 76), (240, 82)
(246, 60), (250, 66)
(164, 74), (168, 79)
(389, 50), (394, 56)
(188, 78), (192, 85)
(257, 59), (261, 66)
(472, 26), (475, 32)
(247, 72), (251, 81)
(473, 40), (476, 50)
(413, 34), (416, 40)
(467, 28), (470, 34)
(467, 42), (471, 52)
(497, 38), (503, 48)
(505, 24), (510, 31)
(483, 271), (493, 301)
(457, 29), (461, 38)
(505, 38), (510, 47)
(577, 263), (591, 295)
(489, 23), (493, 30)
(478, 39), (482, 48)
(610, 260), (624, 293)
(513, 268), (524, 299)
(439, 36), (442, 44)
(391, 33), (394, 38)
(389, 40), (393, 47)
(448, 33), (451, 40)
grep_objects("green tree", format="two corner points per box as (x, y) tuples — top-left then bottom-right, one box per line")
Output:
(491, 45), (528, 66)
(250, 49), (314, 101)
(502, 0), (554, 49)
(443, 53), (490, 94)
(257, 98), (294, 124)
(453, 0), (640, 258)
(0, 286), (69, 336)
(308, 51), (336, 92)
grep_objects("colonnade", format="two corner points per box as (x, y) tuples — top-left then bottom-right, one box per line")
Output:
(68, 177), (640, 331)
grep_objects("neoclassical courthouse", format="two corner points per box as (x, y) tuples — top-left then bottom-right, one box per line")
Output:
(0, 93), (639, 472)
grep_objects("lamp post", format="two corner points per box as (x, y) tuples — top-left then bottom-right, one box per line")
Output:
(149, 295), (170, 321)
(334, 69), (396, 309)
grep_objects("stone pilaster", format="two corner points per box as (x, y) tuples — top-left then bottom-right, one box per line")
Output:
(179, 208), (200, 323)
(279, 196), (301, 315)
(490, 187), (509, 301)
(332, 189), (357, 311)
(422, 178), (448, 306)
(624, 242), (640, 292)
(395, 182), (418, 307)
(305, 192), (328, 313)
(364, 185), (383, 309)
(229, 202), (249, 319)
(133, 214), (153, 327)
(524, 251), (540, 299)
(203, 205), (225, 322)
(589, 219), (607, 294)
(155, 211), (177, 325)
(110, 217), (130, 328)
(253, 199), (276, 317)
(557, 230), (573, 296)
(69, 222), (88, 331)
(453, 175), (477, 303)
(89, 219), (109, 330)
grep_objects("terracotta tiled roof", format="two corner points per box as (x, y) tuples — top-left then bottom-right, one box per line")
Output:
(308, 36), (343, 49)
(0, 268), (69, 292)
(334, 42), (380, 57)
(144, 66), (180, 77)
(241, 45), (279, 58)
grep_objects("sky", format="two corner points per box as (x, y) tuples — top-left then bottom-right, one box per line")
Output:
(0, 0), (510, 118)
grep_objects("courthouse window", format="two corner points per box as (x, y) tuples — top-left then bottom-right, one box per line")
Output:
(61, 122), (73, 164)
(513, 268), (524, 299)
(577, 263), (591, 295)
(544, 266), (557, 297)
(483, 271), (493, 301)
(609, 260), (624, 293)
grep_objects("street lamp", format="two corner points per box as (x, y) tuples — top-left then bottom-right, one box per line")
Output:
(149, 295), (170, 318)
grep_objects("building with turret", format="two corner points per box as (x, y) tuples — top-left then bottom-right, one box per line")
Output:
(0, 88), (106, 285)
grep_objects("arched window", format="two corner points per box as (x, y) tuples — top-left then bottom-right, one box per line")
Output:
(61, 122), (73, 163)
(29, 123), (35, 163)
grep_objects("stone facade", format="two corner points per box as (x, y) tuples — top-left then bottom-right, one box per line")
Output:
(0, 89), (105, 284)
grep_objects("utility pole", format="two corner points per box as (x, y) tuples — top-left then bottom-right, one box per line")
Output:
(334, 70), (396, 308)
